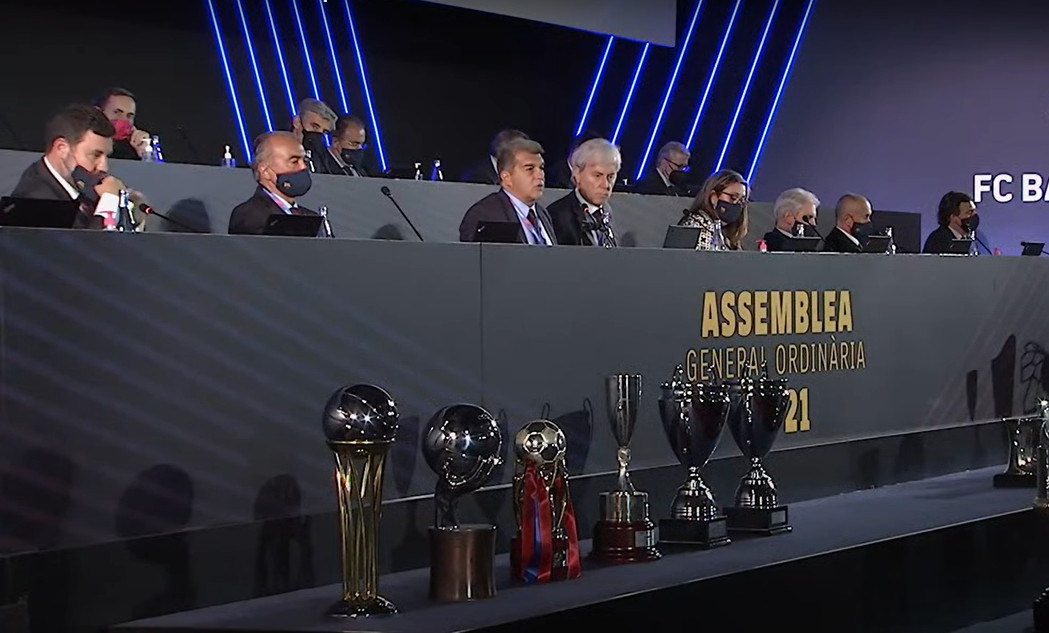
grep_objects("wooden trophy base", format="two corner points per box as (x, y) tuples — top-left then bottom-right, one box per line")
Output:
(724, 505), (792, 536)
(428, 524), (497, 603)
(993, 472), (1036, 488)
(509, 536), (572, 582)
(658, 515), (731, 549)
(589, 519), (661, 564)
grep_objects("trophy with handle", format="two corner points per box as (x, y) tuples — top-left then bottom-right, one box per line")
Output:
(657, 365), (731, 548)
(724, 363), (793, 535)
(590, 373), (661, 563)
(422, 404), (502, 602)
(322, 384), (400, 618)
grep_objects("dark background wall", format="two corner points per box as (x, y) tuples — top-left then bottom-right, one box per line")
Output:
(751, 0), (1049, 254)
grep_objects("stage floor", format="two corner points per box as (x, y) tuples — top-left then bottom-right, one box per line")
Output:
(113, 466), (1034, 633)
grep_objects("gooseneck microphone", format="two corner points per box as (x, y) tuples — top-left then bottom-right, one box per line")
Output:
(380, 186), (424, 241)
(134, 202), (206, 233)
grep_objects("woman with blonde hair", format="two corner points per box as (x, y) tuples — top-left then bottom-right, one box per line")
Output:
(678, 169), (750, 250)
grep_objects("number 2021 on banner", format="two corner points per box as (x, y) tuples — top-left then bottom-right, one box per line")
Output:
(784, 388), (811, 433)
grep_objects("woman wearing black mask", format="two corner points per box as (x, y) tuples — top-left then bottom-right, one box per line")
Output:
(678, 169), (750, 250)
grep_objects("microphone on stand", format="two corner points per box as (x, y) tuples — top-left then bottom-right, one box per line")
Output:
(133, 201), (206, 233)
(380, 186), (424, 241)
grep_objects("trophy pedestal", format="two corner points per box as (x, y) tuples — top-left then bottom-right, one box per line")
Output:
(509, 535), (572, 582)
(591, 519), (661, 563)
(428, 524), (497, 603)
(326, 596), (397, 618)
(658, 516), (730, 549)
(724, 505), (792, 535)
(993, 472), (1036, 488)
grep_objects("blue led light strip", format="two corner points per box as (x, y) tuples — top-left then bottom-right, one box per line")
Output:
(714, 0), (780, 172)
(611, 43), (651, 146)
(575, 36), (615, 137)
(291, 0), (321, 100)
(341, 0), (388, 172)
(263, 0), (296, 116)
(234, 0), (274, 132)
(317, 0), (350, 115)
(685, 0), (744, 149)
(205, 0), (251, 162)
(635, 0), (705, 181)
(747, 0), (815, 183)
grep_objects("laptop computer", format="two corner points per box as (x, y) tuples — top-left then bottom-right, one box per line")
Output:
(663, 225), (700, 249)
(863, 235), (892, 253)
(946, 238), (974, 255)
(1021, 242), (1045, 256)
(0, 197), (81, 228)
(262, 213), (323, 237)
(783, 236), (821, 252)
(473, 221), (522, 244)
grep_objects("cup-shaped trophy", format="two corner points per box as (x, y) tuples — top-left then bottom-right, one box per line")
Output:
(591, 374), (661, 563)
(723, 364), (793, 535)
(422, 404), (502, 602)
(657, 365), (731, 549)
(322, 383), (400, 618)
(1034, 400), (1049, 510)
(993, 414), (1042, 488)
(510, 420), (582, 583)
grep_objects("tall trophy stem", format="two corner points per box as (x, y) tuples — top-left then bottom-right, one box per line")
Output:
(616, 447), (634, 492)
(327, 441), (397, 617)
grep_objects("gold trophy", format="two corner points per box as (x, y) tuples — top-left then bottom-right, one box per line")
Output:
(322, 384), (400, 618)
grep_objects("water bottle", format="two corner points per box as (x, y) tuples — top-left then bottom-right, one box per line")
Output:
(141, 137), (155, 163)
(221, 145), (236, 168)
(414, 162), (423, 180)
(305, 149), (316, 173)
(151, 135), (165, 163)
(885, 226), (896, 255)
(318, 205), (335, 238)
(431, 159), (444, 182)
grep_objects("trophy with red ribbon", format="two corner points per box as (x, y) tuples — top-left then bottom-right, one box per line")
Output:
(510, 420), (582, 583)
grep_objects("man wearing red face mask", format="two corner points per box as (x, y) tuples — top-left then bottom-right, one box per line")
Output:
(9, 104), (127, 229)
(93, 87), (151, 160)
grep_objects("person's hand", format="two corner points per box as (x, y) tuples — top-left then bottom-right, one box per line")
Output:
(129, 128), (151, 157)
(95, 175), (126, 197)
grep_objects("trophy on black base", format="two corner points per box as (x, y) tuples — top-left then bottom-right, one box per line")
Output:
(322, 384), (400, 618)
(657, 365), (731, 549)
(1034, 401), (1049, 510)
(994, 415), (1042, 488)
(422, 404), (502, 603)
(724, 363), (792, 535)
(590, 373), (661, 563)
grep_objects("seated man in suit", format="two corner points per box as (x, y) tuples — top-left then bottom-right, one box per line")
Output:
(326, 115), (370, 177)
(763, 187), (820, 251)
(228, 131), (317, 235)
(289, 98), (340, 175)
(458, 138), (555, 245)
(822, 194), (873, 254)
(92, 87), (152, 161)
(10, 103), (128, 229)
(634, 141), (690, 196)
(459, 129), (529, 185)
(547, 137), (620, 247)
(922, 191), (977, 254)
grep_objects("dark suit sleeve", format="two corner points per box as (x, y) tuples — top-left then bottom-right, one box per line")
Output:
(922, 227), (952, 254)
(459, 201), (484, 242)
(229, 198), (271, 235)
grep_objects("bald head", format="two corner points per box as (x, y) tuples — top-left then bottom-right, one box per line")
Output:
(834, 194), (872, 233)
(252, 131), (308, 201)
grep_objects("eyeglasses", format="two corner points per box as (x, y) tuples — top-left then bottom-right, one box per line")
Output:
(667, 159), (689, 171)
(717, 191), (748, 204)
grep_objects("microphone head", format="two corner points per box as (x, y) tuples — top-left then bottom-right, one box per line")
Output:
(381, 186), (392, 197)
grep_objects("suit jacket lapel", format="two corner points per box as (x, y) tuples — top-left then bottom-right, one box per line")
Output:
(37, 160), (75, 200)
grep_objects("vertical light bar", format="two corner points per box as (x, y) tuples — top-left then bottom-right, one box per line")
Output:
(575, 36), (616, 137)
(611, 43), (651, 146)
(685, 0), (743, 149)
(747, 0), (815, 183)
(291, 0), (321, 100)
(714, 0), (780, 172)
(205, 0), (251, 162)
(317, 0), (350, 114)
(234, 0), (274, 131)
(263, 0), (296, 116)
(635, 0), (705, 180)
(341, 0), (388, 172)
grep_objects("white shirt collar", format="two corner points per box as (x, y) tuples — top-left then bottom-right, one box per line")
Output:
(262, 187), (295, 214)
(657, 169), (670, 188)
(948, 225), (966, 239)
(836, 226), (860, 246)
(43, 156), (80, 199)
(574, 189), (601, 214)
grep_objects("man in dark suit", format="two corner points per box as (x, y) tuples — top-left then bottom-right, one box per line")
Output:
(459, 129), (529, 185)
(763, 187), (821, 251)
(923, 191), (977, 254)
(10, 103), (128, 229)
(547, 137), (620, 247)
(325, 115), (371, 177)
(229, 131), (319, 235)
(458, 138), (555, 245)
(822, 194), (873, 254)
(634, 141), (691, 196)
(92, 87), (152, 161)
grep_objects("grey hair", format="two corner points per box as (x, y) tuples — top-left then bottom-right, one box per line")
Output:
(296, 98), (337, 127)
(570, 138), (621, 172)
(773, 187), (820, 219)
(251, 131), (298, 177)
(496, 138), (544, 174)
(658, 141), (689, 161)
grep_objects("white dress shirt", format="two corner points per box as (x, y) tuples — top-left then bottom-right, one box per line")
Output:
(43, 157), (119, 216)
(575, 189), (606, 246)
(262, 188), (297, 214)
(504, 190), (553, 246)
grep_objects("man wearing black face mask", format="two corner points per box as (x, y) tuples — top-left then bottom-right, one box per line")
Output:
(10, 103), (130, 229)
(822, 194), (873, 253)
(228, 132), (318, 235)
(290, 98), (337, 174)
(923, 191), (978, 254)
(764, 187), (820, 252)
(635, 141), (691, 196)
(326, 115), (369, 177)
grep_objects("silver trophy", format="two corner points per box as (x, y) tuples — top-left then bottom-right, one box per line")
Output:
(1034, 400), (1049, 510)
(724, 363), (792, 535)
(590, 374), (661, 563)
(657, 365), (731, 548)
(994, 415), (1042, 488)
(422, 404), (502, 602)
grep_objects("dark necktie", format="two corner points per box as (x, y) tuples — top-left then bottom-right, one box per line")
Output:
(291, 205), (304, 216)
(526, 208), (546, 245)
